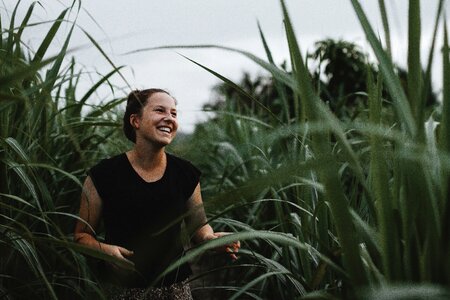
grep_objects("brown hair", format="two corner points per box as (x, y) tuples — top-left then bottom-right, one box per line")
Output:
(123, 88), (172, 143)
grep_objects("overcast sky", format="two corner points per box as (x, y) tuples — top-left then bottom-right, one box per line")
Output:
(4, 0), (448, 132)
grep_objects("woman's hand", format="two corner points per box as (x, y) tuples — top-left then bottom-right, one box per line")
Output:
(207, 232), (241, 261)
(101, 244), (135, 270)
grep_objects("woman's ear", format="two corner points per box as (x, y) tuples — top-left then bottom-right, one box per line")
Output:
(130, 114), (140, 130)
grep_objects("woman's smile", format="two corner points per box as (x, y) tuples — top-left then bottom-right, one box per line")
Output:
(157, 126), (172, 133)
(133, 92), (179, 146)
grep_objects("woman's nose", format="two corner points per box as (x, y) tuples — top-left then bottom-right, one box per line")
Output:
(163, 113), (175, 122)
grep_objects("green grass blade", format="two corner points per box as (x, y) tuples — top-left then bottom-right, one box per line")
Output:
(43, 23), (75, 91)
(0, 193), (36, 208)
(24, 163), (82, 187)
(229, 271), (291, 300)
(2, 138), (40, 209)
(280, 0), (367, 287)
(31, 9), (69, 64)
(0, 11), (3, 49)
(350, 0), (416, 138)
(37, 23), (75, 151)
(8, 232), (58, 300)
(0, 202), (48, 224)
(422, 0), (444, 112)
(350, 209), (380, 255)
(178, 53), (285, 126)
(78, 67), (124, 107)
(152, 230), (344, 287)
(407, 0), (423, 136)
(209, 110), (273, 128)
(279, 0), (316, 119)
(34, 237), (135, 271)
(438, 21), (450, 170)
(3, 137), (29, 162)
(257, 21), (276, 65)
(84, 96), (123, 116)
(368, 71), (400, 281)
(0, 193), (35, 208)
(82, 29), (131, 90)
(0, 55), (59, 87)
(378, 0), (391, 58)
(316, 100), (369, 193)
(361, 284), (450, 299)
(15, 2), (35, 56)
(439, 20), (450, 283)
(124, 44), (297, 92)
(257, 21), (291, 123)
(6, 0), (20, 55)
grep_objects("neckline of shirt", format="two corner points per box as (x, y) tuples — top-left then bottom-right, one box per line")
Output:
(122, 152), (170, 184)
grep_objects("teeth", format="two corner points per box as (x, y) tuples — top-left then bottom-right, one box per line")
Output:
(159, 127), (171, 133)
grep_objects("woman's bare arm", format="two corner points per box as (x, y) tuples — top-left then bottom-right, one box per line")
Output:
(74, 176), (102, 245)
(74, 176), (133, 264)
(185, 183), (214, 243)
(185, 183), (240, 260)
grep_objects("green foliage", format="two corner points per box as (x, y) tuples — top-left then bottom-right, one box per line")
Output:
(309, 39), (370, 119)
(0, 2), (129, 298)
(1, 0), (449, 299)
(171, 0), (450, 298)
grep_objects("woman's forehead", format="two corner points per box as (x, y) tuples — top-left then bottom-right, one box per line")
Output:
(147, 92), (177, 108)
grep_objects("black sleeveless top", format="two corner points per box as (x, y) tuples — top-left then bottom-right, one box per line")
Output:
(88, 152), (201, 287)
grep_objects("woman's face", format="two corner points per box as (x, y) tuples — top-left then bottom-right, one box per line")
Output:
(132, 92), (178, 147)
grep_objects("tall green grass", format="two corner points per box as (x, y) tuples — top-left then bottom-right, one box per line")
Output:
(0, 2), (130, 298)
(1, 0), (449, 299)
(147, 0), (450, 298)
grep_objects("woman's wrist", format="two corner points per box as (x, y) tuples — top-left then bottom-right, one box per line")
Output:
(201, 233), (216, 242)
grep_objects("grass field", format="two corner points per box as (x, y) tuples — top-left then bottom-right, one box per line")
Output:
(1, 0), (449, 299)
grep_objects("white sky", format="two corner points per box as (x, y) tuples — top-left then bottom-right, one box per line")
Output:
(3, 0), (448, 132)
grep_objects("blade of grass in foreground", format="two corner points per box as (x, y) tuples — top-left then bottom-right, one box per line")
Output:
(368, 71), (400, 281)
(8, 232), (58, 300)
(32, 9), (69, 64)
(178, 53), (286, 127)
(350, 0), (416, 138)
(360, 284), (450, 299)
(377, 0), (391, 58)
(15, 2), (36, 55)
(82, 29), (132, 90)
(151, 230), (344, 288)
(439, 21), (450, 208)
(124, 44), (297, 92)
(229, 271), (291, 300)
(422, 0), (444, 115)
(407, 0), (423, 138)
(280, 0), (367, 287)
(351, 0), (441, 282)
(5, 1), (20, 56)
(439, 20), (450, 285)
(257, 21), (291, 124)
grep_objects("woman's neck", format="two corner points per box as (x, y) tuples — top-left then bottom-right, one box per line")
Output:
(128, 141), (166, 171)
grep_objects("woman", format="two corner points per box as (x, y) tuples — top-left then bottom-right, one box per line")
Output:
(74, 88), (240, 299)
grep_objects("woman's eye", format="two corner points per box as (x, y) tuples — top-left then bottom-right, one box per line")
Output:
(171, 112), (177, 117)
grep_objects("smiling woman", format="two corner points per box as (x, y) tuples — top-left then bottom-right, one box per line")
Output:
(73, 88), (240, 299)
(130, 91), (179, 149)
(123, 89), (178, 145)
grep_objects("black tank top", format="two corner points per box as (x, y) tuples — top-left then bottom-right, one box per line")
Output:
(88, 152), (201, 287)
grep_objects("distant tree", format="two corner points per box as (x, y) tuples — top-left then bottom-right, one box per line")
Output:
(204, 67), (294, 125)
(309, 39), (371, 120)
(204, 38), (438, 124)
(309, 39), (438, 121)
